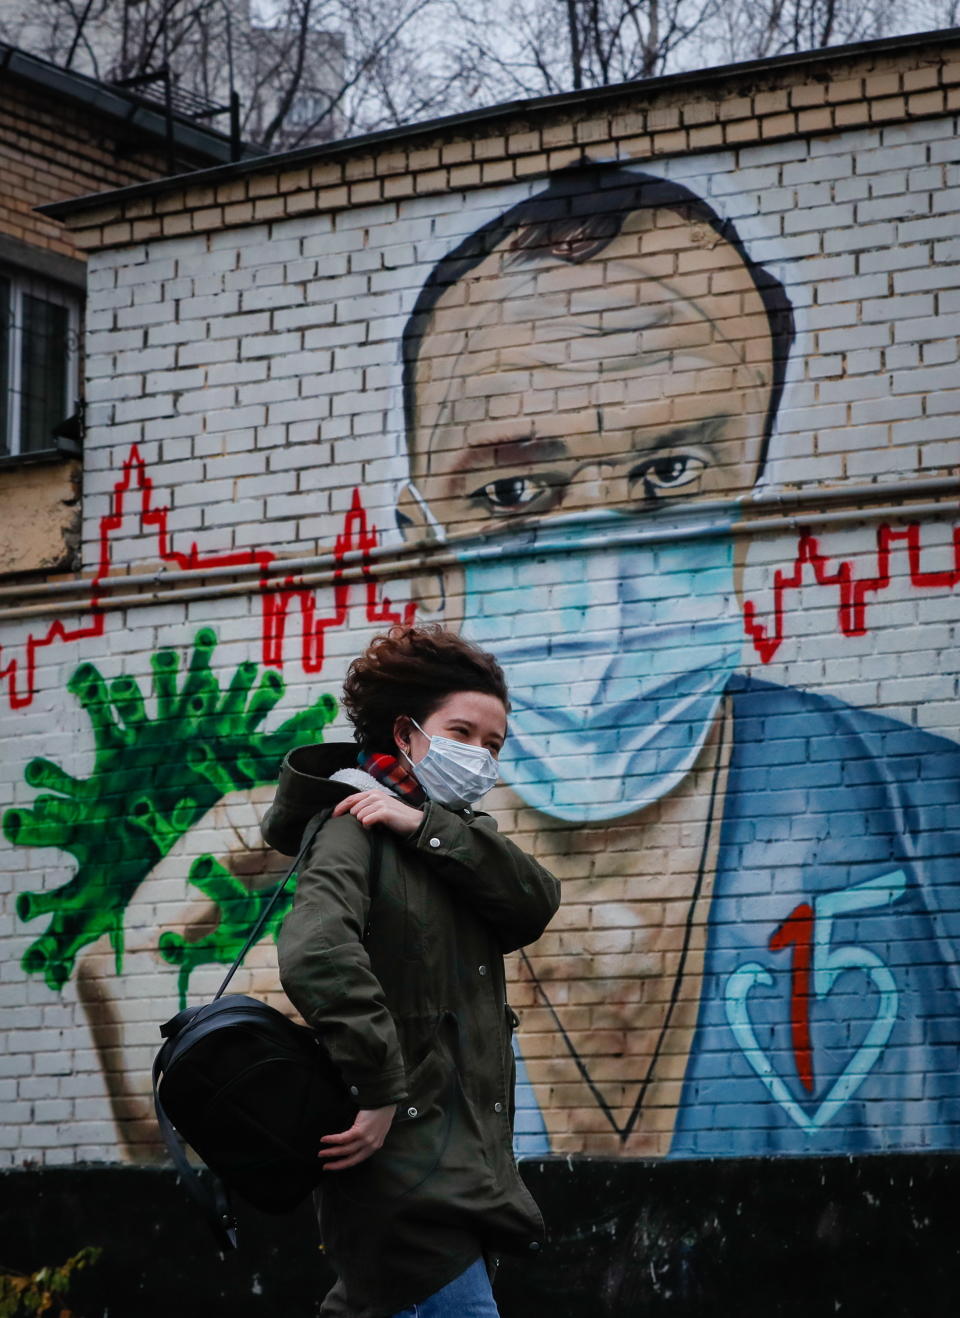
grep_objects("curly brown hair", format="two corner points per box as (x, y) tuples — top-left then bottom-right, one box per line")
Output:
(341, 624), (509, 755)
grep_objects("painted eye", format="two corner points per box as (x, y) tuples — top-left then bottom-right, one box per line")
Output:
(473, 476), (544, 510)
(634, 454), (707, 492)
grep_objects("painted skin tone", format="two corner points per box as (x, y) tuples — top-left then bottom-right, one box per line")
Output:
(397, 211), (776, 1154)
(318, 688), (508, 1171)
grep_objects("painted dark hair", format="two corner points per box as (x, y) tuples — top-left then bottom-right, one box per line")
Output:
(401, 164), (795, 479)
(341, 624), (509, 755)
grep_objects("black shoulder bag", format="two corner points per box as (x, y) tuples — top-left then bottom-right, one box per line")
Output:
(152, 809), (383, 1248)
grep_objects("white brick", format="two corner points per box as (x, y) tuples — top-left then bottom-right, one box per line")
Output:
(272, 304), (336, 331)
(116, 301), (172, 329)
(891, 413), (960, 444)
(894, 264), (960, 293)
(844, 348), (884, 375)
(857, 193), (930, 224)
(206, 451), (267, 478)
(175, 385), (236, 414)
(178, 291), (240, 319)
(113, 395), (174, 423)
(782, 155), (852, 185)
(143, 320), (198, 348)
(849, 395), (922, 425)
(178, 337), (237, 365)
(893, 314), (951, 342)
(87, 327), (144, 353)
(205, 405), (267, 430)
(177, 247), (237, 274)
(96, 243), (148, 268)
(899, 215), (959, 243)
(884, 343), (921, 369)
(275, 214), (334, 240)
(816, 423), (888, 453)
(891, 363), (960, 393)
(240, 332), (303, 359)
(269, 350), (333, 379)
(823, 221), (896, 254)
(205, 355), (266, 384)
(204, 496), (264, 525)
(922, 438), (960, 467)
(239, 237), (301, 266)
(145, 367), (205, 392)
(817, 323), (890, 352)
(209, 311), (270, 339)
(882, 119), (955, 148)
(862, 293), (936, 323)
(784, 203), (853, 235)
(265, 396), (325, 425)
(85, 374), (141, 402)
(859, 244), (929, 275)
(240, 284), (300, 312)
(921, 339), (958, 364)
(210, 223), (267, 250)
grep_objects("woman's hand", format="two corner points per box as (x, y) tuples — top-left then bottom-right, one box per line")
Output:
(332, 790), (423, 837)
(317, 1104), (397, 1171)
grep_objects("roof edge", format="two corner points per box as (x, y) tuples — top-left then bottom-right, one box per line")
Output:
(38, 25), (960, 222)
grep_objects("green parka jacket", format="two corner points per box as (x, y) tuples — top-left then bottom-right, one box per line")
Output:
(263, 742), (561, 1318)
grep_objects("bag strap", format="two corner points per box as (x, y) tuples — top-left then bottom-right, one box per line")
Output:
(154, 808), (385, 1249)
(152, 1047), (239, 1250)
(153, 810), (331, 1250)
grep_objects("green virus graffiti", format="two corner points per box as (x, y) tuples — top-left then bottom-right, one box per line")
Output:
(4, 628), (336, 999)
(158, 853), (294, 1009)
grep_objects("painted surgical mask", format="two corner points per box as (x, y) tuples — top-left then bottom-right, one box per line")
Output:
(403, 718), (499, 808)
(458, 508), (743, 822)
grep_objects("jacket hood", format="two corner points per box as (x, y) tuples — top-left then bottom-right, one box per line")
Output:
(262, 741), (361, 855)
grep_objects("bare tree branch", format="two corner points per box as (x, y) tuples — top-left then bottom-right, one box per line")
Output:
(1, 0), (954, 151)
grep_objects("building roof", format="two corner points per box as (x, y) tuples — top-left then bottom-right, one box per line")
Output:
(38, 26), (960, 221)
(0, 40), (263, 171)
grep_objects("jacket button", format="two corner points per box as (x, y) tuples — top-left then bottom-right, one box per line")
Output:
(529, 1241), (541, 1252)
(494, 1101), (503, 1113)
(478, 965), (488, 976)
(429, 837), (441, 848)
(407, 1106), (419, 1118)
(349, 1085), (359, 1098)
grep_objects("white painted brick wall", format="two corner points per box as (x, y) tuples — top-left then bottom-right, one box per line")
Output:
(2, 111), (959, 1167)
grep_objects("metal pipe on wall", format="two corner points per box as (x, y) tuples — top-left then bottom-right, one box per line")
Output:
(0, 473), (958, 608)
(0, 492), (955, 626)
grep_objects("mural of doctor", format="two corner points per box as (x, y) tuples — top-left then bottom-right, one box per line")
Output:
(396, 166), (960, 1157)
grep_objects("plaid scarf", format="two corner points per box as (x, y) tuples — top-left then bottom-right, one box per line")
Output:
(357, 749), (426, 805)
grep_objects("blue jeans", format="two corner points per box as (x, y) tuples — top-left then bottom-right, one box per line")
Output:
(390, 1258), (500, 1318)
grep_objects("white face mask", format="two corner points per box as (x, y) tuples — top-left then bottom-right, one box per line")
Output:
(458, 507), (744, 822)
(402, 718), (499, 808)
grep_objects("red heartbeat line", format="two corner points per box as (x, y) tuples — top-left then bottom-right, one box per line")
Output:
(4, 450), (957, 706)
(744, 521), (960, 663)
(1, 444), (414, 710)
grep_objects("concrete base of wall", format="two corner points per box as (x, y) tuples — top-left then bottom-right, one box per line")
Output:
(2, 1154), (958, 1316)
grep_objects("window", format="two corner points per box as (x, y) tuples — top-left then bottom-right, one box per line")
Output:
(0, 268), (80, 459)
(287, 91), (328, 128)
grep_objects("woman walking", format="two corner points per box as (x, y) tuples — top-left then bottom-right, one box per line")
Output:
(263, 624), (560, 1318)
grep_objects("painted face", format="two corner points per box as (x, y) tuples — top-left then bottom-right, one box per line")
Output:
(400, 206), (773, 820)
(407, 208), (776, 535)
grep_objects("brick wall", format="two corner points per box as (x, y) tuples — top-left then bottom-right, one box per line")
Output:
(0, 74), (175, 259)
(0, 61), (236, 582)
(1, 33), (959, 1167)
